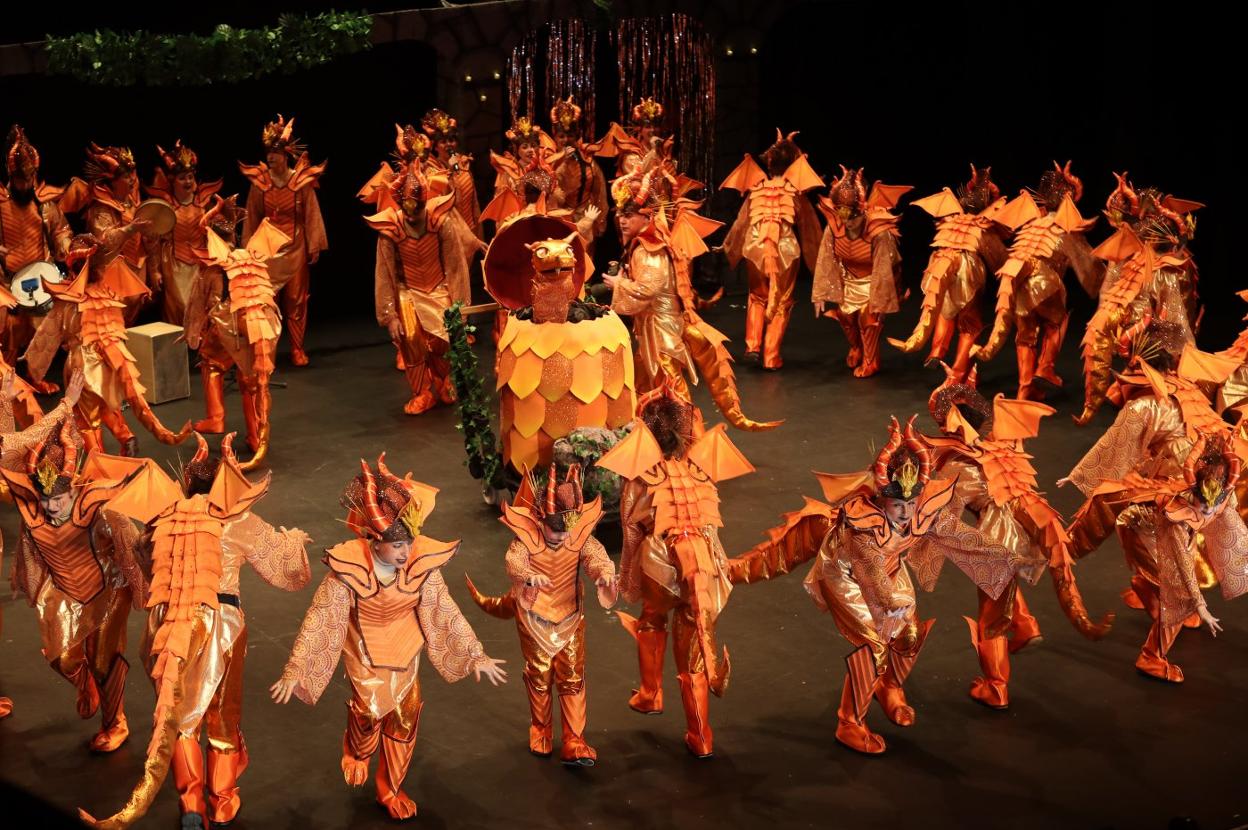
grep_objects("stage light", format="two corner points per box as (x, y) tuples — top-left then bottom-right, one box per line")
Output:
(465, 74), (473, 82)
(479, 93), (487, 102)
(492, 70), (501, 80)
(750, 46), (758, 55)
(725, 46), (734, 56)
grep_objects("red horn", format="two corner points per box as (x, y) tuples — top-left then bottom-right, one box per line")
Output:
(220, 432), (239, 465)
(903, 414), (933, 485)
(58, 420), (78, 478)
(545, 463), (558, 516)
(873, 416), (904, 491)
(25, 436), (47, 477)
(1183, 436), (1206, 487)
(190, 432), (209, 465)
(359, 459), (389, 533)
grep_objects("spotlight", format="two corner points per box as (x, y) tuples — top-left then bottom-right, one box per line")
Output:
(479, 93), (487, 102)
(725, 46), (734, 56)
(749, 46), (758, 55)
(464, 73), (473, 82)
(492, 70), (501, 80)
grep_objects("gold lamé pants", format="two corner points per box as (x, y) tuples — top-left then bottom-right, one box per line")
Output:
(145, 603), (249, 822)
(745, 259), (798, 370)
(45, 578), (131, 733)
(345, 675), (424, 808)
(515, 613), (590, 753)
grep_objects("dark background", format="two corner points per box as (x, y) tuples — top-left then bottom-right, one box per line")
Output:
(1, 0), (1238, 347)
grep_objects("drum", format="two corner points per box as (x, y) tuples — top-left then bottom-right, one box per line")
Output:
(134, 198), (177, 236)
(9, 260), (66, 312)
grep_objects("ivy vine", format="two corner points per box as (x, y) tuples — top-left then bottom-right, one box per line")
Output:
(444, 303), (509, 498)
(45, 10), (373, 87)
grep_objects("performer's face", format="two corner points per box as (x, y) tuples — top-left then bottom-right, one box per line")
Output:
(267, 151), (288, 172)
(541, 521), (570, 547)
(173, 170), (197, 200)
(617, 210), (646, 243)
(637, 125), (656, 144)
(371, 539), (412, 567)
(881, 497), (915, 530)
(110, 170), (136, 198)
(518, 142), (538, 165)
(40, 491), (74, 526)
(553, 128), (577, 149)
(9, 172), (32, 195)
(435, 138), (456, 159)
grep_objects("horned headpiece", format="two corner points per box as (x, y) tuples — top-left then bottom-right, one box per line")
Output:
(6, 125), (40, 180)
(630, 97), (664, 127)
(927, 363), (992, 437)
(342, 454), (430, 543)
(421, 108), (459, 142)
(959, 164), (1000, 213)
(506, 115), (542, 147)
(829, 165), (868, 212)
(1183, 435), (1240, 509)
(84, 143), (136, 183)
(157, 140), (198, 176)
(873, 415), (933, 500)
(261, 114), (301, 156)
(529, 463), (586, 531)
(1036, 160), (1083, 209)
(550, 97), (583, 134)
(26, 419), (79, 498)
(761, 129), (801, 175)
(394, 124), (431, 165)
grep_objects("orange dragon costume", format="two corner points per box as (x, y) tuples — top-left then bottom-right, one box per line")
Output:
(78, 434), (310, 829)
(597, 96), (666, 176)
(487, 219), (635, 472)
(609, 166), (779, 432)
(369, 163), (482, 415)
(767, 417), (1032, 753)
(1075, 173), (1202, 424)
(186, 196), (290, 468)
(276, 456), (505, 820)
(77, 143), (157, 322)
(720, 130), (823, 370)
(890, 166), (1009, 381)
(240, 115), (327, 367)
(465, 465), (617, 764)
(145, 140), (223, 324)
(923, 366), (1112, 708)
(421, 109), (482, 238)
(597, 387), (755, 758)
(487, 116), (556, 219)
(1069, 436), (1248, 683)
(0, 283), (46, 428)
(0, 414), (143, 755)
(25, 234), (192, 456)
(812, 166), (911, 378)
(1, 125), (73, 396)
(549, 98), (609, 245)
(972, 162), (1103, 400)
(1064, 322), (1238, 609)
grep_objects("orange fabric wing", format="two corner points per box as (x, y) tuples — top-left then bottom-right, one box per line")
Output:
(990, 395), (1055, 441)
(719, 154), (766, 193)
(911, 189), (964, 219)
(867, 183), (914, 210)
(782, 154), (824, 193)
(687, 423), (755, 483)
(596, 422), (665, 480)
(1178, 344), (1240, 385)
(813, 470), (874, 505)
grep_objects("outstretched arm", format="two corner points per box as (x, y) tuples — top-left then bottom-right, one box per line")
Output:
(226, 512), (311, 591)
(271, 573), (351, 706)
(417, 569), (506, 685)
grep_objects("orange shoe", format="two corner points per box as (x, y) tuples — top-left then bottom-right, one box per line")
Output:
(75, 672), (100, 720)
(969, 677), (1010, 710)
(835, 720), (886, 755)
(874, 680), (916, 726)
(628, 630), (666, 714)
(559, 737), (597, 767)
(403, 393), (437, 415)
(1122, 587), (1145, 611)
(1135, 653), (1184, 683)
(291, 349), (310, 367)
(529, 724), (553, 758)
(89, 714), (129, 753)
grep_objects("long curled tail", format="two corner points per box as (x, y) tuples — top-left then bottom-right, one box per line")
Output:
(682, 315), (782, 432)
(464, 574), (516, 619)
(1074, 305), (1124, 426)
(972, 274), (1016, 362)
(728, 498), (832, 585)
(890, 255), (954, 355)
(1049, 558), (1115, 640)
(78, 624), (198, 828)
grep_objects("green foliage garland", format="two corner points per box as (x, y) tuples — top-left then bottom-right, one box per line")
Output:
(444, 303), (508, 496)
(45, 10), (373, 87)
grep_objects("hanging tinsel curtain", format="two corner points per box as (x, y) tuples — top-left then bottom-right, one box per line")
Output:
(614, 14), (716, 187)
(507, 19), (598, 131)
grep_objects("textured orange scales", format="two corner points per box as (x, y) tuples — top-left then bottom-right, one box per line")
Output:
(496, 312), (636, 473)
(932, 214), (989, 253)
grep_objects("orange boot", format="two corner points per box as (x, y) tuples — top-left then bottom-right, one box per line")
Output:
(172, 735), (209, 822)
(744, 275), (766, 360)
(834, 310), (863, 368)
(677, 671), (714, 758)
(194, 364), (226, 433)
(402, 362), (436, 415)
(874, 664), (915, 725)
(342, 706), (379, 787)
(99, 406), (137, 456)
(762, 301), (793, 371)
(89, 656), (129, 753)
(1016, 341), (1039, 400)
(834, 669), (885, 755)
(524, 674), (554, 757)
(206, 739), (249, 825)
(376, 724), (421, 820)
(558, 689), (596, 766)
(855, 314), (882, 378)
(969, 632), (1011, 709)
(628, 630), (666, 714)
(1008, 590), (1044, 653)
(927, 314), (956, 366)
(1034, 317), (1067, 389)
(1135, 621), (1183, 682)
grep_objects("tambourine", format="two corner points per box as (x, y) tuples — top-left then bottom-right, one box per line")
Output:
(9, 260), (66, 312)
(134, 198), (177, 236)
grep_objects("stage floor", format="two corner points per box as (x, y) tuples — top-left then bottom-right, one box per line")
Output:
(3, 296), (1246, 829)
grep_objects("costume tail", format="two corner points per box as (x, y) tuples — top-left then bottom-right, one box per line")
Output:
(972, 274), (1015, 363)
(682, 314), (782, 432)
(1050, 560), (1115, 640)
(115, 351), (191, 445)
(1073, 312), (1118, 426)
(889, 255), (954, 354)
(464, 575), (516, 619)
(728, 498), (832, 584)
(78, 620), (201, 829)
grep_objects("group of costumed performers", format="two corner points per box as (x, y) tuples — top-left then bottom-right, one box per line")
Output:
(3, 87), (1248, 830)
